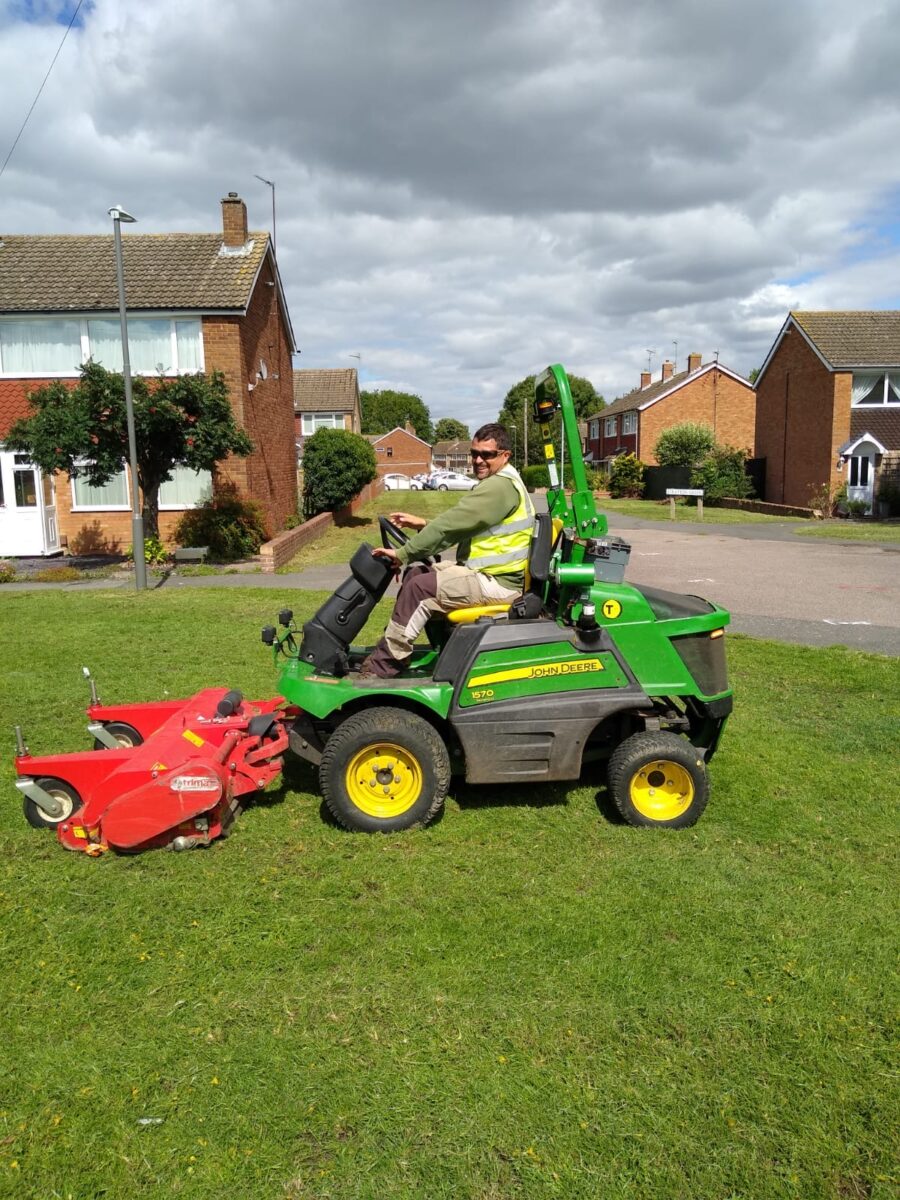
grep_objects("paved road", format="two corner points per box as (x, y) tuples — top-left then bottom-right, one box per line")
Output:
(6, 517), (899, 655)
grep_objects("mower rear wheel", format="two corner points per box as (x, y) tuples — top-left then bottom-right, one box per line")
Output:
(320, 707), (450, 832)
(23, 777), (83, 830)
(93, 721), (143, 750)
(607, 732), (708, 829)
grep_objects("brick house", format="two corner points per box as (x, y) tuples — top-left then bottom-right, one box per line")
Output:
(432, 438), (470, 473)
(754, 311), (900, 512)
(365, 426), (432, 480)
(294, 368), (362, 457)
(586, 354), (756, 469)
(0, 192), (296, 557)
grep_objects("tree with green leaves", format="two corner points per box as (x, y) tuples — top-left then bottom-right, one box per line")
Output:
(433, 417), (470, 441)
(653, 422), (716, 468)
(360, 389), (433, 442)
(497, 373), (604, 466)
(302, 428), (377, 518)
(5, 361), (253, 539)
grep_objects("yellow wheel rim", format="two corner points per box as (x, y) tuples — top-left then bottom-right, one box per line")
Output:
(629, 759), (694, 821)
(345, 742), (423, 819)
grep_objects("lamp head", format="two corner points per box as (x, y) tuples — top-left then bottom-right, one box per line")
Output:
(108, 205), (137, 223)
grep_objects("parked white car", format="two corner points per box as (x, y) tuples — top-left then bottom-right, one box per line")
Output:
(383, 473), (412, 490)
(433, 471), (476, 491)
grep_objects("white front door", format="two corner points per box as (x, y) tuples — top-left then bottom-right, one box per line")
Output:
(846, 452), (875, 513)
(0, 451), (59, 557)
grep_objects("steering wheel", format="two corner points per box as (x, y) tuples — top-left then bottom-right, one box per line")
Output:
(378, 515), (435, 566)
(379, 515), (409, 550)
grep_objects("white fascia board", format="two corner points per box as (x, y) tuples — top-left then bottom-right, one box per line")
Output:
(754, 314), (834, 387)
(370, 426), (433, 449)
(635, 362), (753, 411)
(839, 432), (888, 456)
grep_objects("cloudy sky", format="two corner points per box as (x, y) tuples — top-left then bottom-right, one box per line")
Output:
(2, 0), (899, 427)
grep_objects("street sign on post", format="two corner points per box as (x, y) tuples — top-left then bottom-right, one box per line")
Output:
(666, 487), (704, 521)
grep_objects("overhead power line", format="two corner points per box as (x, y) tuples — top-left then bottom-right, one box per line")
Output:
(0, 0), (86, 184)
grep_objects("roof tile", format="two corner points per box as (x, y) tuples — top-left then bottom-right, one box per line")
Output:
(292, 368), (359, 411)
(792, 311), (900, 367)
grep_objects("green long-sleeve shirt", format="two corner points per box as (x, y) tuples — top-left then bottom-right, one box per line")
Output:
(396, 474), (524, 591)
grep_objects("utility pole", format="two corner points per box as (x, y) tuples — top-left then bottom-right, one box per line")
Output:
(254, 175), (276, 257)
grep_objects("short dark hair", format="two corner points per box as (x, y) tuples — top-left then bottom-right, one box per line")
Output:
(472, 423), (510, 452)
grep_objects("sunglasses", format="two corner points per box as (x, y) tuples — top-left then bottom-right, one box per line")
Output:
(470, 448), (505, 461)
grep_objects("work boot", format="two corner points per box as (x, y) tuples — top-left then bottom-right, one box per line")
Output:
(358, 643), (404, 679)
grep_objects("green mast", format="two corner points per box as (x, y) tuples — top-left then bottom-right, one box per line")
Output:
(533, 365), (607, 538)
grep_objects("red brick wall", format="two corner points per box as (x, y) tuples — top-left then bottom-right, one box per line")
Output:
(755, 330), (848, 506)
(204, 255), (297, 533)
(371, 428), (431, 477)
(638, 369), (756, 466)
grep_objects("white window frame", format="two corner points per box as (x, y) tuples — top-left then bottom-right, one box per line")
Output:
(622, 412), (637, 435)
(0, 315), (205, 379)
(589, 419), (599, 439)
(70, 463), (131, 512)
(300, 411), (345, 436)
(604, 416), (617, 437)
(851, 373), (900, 407)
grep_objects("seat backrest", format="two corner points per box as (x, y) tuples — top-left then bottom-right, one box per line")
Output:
(525, 511), (553, 591)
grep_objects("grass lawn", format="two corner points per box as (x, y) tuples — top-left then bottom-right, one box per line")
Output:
(1, 589), (897, 1199)
(599, 497), (805, 525)
(794, 520), (900, 543)
(279, 491), (460, 571)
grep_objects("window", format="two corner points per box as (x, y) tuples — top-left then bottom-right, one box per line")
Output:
(301, 412), (344, 435)
(589, 419), (599, 439)
(159, 467), (212, 509)
(0, 320), (82, 373)
(12, 454), (37, 507)
(0, 316), (203, 376)
(71, 466), (129, 510)
(386, 447), (393, 457)
(852, 373), (900, 406)
(622, 411), (637, 435)
(848, 456), (870, 488)
(604, 416), (617, 437)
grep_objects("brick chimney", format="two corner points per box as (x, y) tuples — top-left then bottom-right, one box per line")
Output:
(405, 420), (415, 434)
(687, 352), (702, 373)
(661, 360), (674, 382)
(640, 371), (652, 389)
(221, 192), (249, 247)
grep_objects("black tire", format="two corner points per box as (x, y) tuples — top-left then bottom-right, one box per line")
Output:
(23, 777), (83, 830)
(92, 721), (143, 751)
(437, 483), (448, 491)
(607, 731), (709, 829)
(319, 707), (450, 832)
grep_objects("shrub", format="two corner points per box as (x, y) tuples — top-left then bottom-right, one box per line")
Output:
(808, 480), (846, 518)
(0, 561), (16, 584)
(691, 446), (754, 504)
(127, 534), (169, 566)
(654, 422), (716, 468)
(876, 478), (900, 517)
(846, 499), (870, 519)
(521, 464), (550, 489)
(302, 429), (377, 518)
(174, 482), (270, 562)
(609, 454), (646, 498)
(32, 565), (83, 583)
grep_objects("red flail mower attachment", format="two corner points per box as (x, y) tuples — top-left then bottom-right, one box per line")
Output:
(14, 683), (294, 855)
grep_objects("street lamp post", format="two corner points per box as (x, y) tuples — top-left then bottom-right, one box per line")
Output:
(254, 175), (276, 257)
(108, 204), (146, 590)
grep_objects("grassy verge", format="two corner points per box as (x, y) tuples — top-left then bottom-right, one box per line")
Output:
(279, 492), (460, 571)
(794, 520), (900, 543)
(0, 589), (897, 1198)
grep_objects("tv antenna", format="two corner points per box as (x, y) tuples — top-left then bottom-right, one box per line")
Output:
(645, 349), (656, 373)
(672, 340), (678, 371)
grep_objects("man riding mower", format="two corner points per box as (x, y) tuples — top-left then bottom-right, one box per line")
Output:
(13, 366), (732, 854)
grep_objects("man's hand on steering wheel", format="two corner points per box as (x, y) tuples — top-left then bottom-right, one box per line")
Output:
(372, 546), (402, 573)
(389, 511), (427, 532)
(376, 514), (433, 568)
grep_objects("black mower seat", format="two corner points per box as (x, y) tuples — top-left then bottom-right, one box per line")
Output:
(446, 513), (561, 626)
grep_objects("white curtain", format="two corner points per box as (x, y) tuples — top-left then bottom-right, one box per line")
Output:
(888, 374), (900, 404)
(159, 467), (212, 508)
(88, 319), (173, 373)
(175, 320), (202, 371)
(0, 320), (82, 372)
(72, 467), (129, 508)
(851, 373), (881, 405)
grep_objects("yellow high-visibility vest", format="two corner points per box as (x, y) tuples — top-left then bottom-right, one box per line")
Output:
(466, 465), (536, 576)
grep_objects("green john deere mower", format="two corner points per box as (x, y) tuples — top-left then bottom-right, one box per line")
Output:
(266, 365), (732, 833)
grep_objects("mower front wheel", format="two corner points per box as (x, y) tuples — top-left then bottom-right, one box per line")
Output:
(23, 777), (83, 830)
(607, 732), (708, 829)
(93, 721), (143, 750)
(320, 707), (450, 832)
